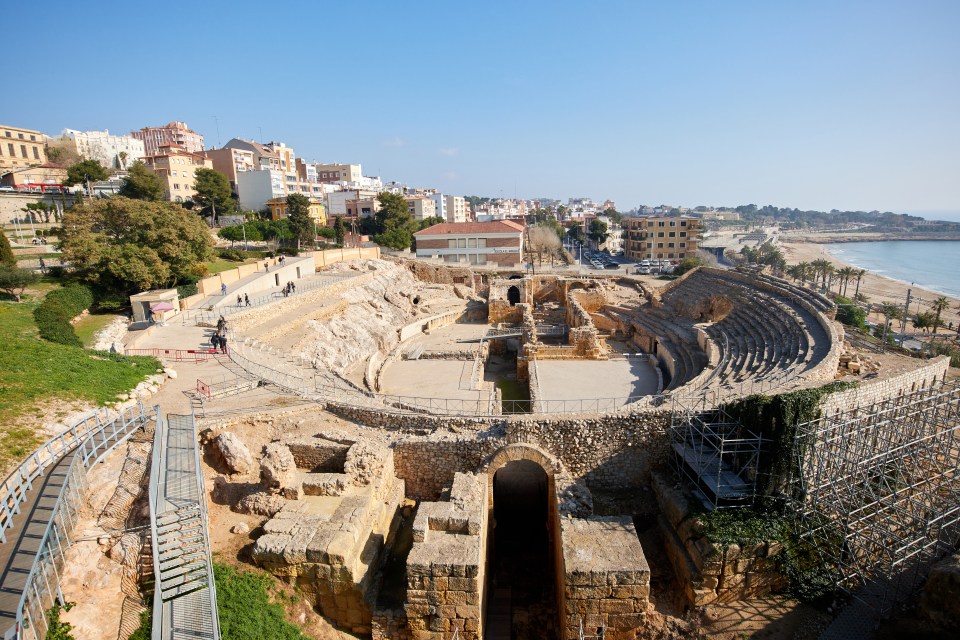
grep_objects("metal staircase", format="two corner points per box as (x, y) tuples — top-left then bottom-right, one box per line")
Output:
(148, 411), (220, 640)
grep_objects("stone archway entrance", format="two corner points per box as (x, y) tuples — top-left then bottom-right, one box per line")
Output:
(507, 285), (521, 306)
(484, 447), (561, 639)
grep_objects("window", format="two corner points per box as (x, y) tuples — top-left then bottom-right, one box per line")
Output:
(448, 239), (457, 249)
(30, 135), (35, 141)
(657, 231), (664, 237)
(668, 242), (675, 248)
(680, 231), (686, 237)
(670, 221), (676, 226)
(20, 145), (27, 158)
(669, 232), (675, 237)
(680, 242), (686, 248)
(4, 132), (9, 138)
(646, 242), (652, 248)
(658, 221), (665, 227)
(478, 238), (486, 248)
(17, 133), (24, 140)
(657, 242), (664, 248)
(172, 170), (178, 177)
(457, 238), (466, 248)
(444, 255), (458, 263)
(468, 238), (477, 248)
(173, 183), (180, 190)
(681, 221), (687, 226)
(33, 147), (39, 160)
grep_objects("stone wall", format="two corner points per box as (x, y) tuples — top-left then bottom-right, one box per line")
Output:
(287, 440), (350, 472)
(819, 355), (950, 416)
(561, 517), (650, 639)
(652, 472), (787, 607)
(400, 473), (488, 639)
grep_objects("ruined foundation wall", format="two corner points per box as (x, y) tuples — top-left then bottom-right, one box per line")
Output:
(819, 356), (950, 416)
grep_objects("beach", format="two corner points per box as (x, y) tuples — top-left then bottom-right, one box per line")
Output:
(780, 240), (960, 331)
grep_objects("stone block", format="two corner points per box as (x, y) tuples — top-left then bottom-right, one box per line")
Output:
(599, 599), (634, 614)
(445, 590), (466, 606)
(455, 605), (479, 619)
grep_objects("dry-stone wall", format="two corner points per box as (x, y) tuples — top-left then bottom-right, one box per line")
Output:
(652, 472), (787, 606)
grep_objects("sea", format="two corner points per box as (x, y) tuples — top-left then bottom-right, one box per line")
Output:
(824, 240), (960, 298)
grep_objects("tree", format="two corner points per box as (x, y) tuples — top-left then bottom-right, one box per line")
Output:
(835, 296), (866, 329)
(117, 150), (128, 170)
(673, 256), (704, 276)
(913, 311), (935, 331)
(285, 193), (312, 250)
(118, 161), (165, 201)
(192, 168), (236, 220)
(371, 192), (415, 250)
(333, 216), (346, 246)
(931, 296), (950, 334)
(59, 197), (213, 293)
(218, 222), (263, 245)
(0, 266), (39, 302)
(567, 224), (585, 244)
(0, 230), (15, 267)
(853, 269), (867, 298)
(527, 224), (562, 268)
(65, 159), (110, 196)
(588, 218), (609, 247)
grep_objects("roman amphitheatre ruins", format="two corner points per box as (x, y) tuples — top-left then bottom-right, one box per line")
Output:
(7, 252), (958, 640)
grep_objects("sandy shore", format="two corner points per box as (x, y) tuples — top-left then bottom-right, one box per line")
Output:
(780, 241), (960, 331)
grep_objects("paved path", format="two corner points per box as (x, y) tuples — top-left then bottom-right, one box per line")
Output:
(0, 423), (118, 636)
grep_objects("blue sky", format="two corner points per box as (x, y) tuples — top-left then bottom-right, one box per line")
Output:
(5, 1), (959, 217)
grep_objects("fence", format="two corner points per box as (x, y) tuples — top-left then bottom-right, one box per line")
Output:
(124, 348), (215, 363)
(184, 273), (358, 326)
(3, 402), (152, 640)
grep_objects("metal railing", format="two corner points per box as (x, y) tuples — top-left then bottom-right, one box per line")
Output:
(5, 402), (152, 640)
(148, 411), (221, 640)
(0, 406), (111, 544)
(184, 273), (358, 325)
(124, 347), (215, 362)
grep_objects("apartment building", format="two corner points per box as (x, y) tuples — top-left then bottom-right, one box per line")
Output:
(414, 221), (525, 267)
(315, 163), (362, 183)
(623, 216), (701, 261)
(328, 188), (380, 216)
(237, 168), (286, 211)
(203, 147), (257, 191)
(132, 121), (204, 157)
(0, 125), (46, 169)
(428, 193), (467, 223)
(141, 147), (213, 203)
(52, 129), (145, 169)
(266, 197), (327, 225)
(405, 195), (437, 221)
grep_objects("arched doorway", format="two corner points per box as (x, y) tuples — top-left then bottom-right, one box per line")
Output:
(507, 285), (521, 306)
(487, 458), (559, 639)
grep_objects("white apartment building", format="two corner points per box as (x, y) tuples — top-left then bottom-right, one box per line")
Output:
(445, 195), (467, 223)
(54, 129), (145, 169)
(237, 168), (286, 211)
(429, 193), (447, 221)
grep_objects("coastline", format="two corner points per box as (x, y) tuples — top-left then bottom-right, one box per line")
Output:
(779, 240), (960, 331)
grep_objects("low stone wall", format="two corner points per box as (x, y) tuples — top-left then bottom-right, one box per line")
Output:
(652, 472), (788, 606)
(287, 441), (350, 472)
(819, 355), (950, 416)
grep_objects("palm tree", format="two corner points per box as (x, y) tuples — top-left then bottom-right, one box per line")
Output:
(931, 296), (950, 334)
(879, 301), (903, 348)
(837, 266), (857, 297)
(811, 259), (833, 291)
(853, 269), (867, 299)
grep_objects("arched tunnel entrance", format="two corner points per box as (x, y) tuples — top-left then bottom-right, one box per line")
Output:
(486, 459), (559, 639)
(507, 285), (521, 306)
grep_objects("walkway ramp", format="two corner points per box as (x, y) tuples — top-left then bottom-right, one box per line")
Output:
(149, 412), (220, 640)
(0, 404), (151, 640)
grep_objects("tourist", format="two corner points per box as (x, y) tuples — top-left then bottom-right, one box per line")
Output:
(265, 261), (269, 272)
(210, 333), (220, 352)
(39, 258), (46, 273)
(237, 294), (243, 307)
(244, 293), (250, 307)
(220, 283), (227, 296)
(219, 334), (228, 354)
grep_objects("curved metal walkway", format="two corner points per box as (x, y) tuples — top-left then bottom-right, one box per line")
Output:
(149, 412), (220, 640)
(0, 404), (151, 640)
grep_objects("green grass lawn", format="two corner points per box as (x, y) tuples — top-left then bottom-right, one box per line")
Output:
(0, 287), (158, 468)
(73, 312), (123, 347)
(204, 258), (258, 275)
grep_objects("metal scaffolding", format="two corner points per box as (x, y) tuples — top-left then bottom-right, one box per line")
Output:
(669, 399), (766, 510)
(789, 378), (960, 617)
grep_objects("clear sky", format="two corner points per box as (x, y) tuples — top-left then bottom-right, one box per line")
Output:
(5, 0), (959, 217)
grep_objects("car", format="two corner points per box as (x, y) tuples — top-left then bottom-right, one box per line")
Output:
(0, 186), (14, 192)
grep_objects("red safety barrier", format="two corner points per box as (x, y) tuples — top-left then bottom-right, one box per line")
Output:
(196, 379), (211, 400)
(124, 348), (217, 363)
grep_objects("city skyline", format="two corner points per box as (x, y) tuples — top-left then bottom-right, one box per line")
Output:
(5, 0), (959, 217)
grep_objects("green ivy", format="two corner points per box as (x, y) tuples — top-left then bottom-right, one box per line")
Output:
(45, 601), (75, 640)
(723, 381), (858, 497)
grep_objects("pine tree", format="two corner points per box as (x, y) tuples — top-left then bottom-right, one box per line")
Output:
(0, 230), (16, 268)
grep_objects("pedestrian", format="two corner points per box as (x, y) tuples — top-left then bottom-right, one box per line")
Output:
(220, 334), (228, 354)
(265, 261), (269, 272)
(221, 283), (227, 296)
(237, 294), (243, 307)
(211, 333), (220, 352)
(291, 281), (296, 293)
(39, 258), (46, 273)
(282, 284), (289, 298)
(244, 293), (250, 307)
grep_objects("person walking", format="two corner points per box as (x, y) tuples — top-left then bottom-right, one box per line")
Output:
(210, 333), (220, 352)
(219, 333), (228, 354)
(237, 294), (243, 307)
(221, 283), (227, 296)
(39, 258), (46, 274)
